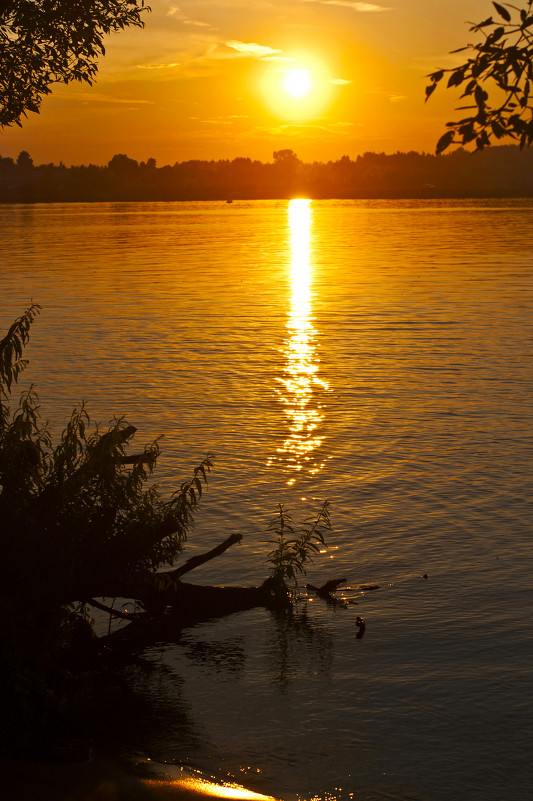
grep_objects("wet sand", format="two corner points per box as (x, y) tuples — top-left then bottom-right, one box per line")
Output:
(0, 758), (280, 801)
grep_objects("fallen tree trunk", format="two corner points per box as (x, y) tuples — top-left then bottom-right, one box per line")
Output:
(89, 535), (351, 652)
(90, 534), (292, 648)
(96, 576), (291, 652)
(159, 575), (289, 622)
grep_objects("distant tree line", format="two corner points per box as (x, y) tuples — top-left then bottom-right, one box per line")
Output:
(2, 146), (533, 202)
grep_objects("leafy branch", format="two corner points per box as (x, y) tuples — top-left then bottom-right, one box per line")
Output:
(0, 1), (150, 128)
(266, 501), (332, 585)
(0, 304), (216, 604)
(0, 302), (40, 395)
(426, 1), (533, 152)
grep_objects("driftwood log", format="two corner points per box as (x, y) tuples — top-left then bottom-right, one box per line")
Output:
(89, 534), (354, 650)
(90, 534), (292, 649)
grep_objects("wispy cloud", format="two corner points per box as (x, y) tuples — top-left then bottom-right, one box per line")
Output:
(189, 115), (247, 125)
(324, 1), (390, 11)
(167, 5), (210, 28)
(225, 40), (282, 58)
(330, 78), (352, 85)
(252, 120), (360, 137)
(262, 55), (298, 62)
(52, 92), (155, 106)
(366, 88), (407, 102)
(137, 62), (181, 70)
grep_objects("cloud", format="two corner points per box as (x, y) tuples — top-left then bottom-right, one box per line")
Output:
(189, 116), (243, 125)
(330, 78), (352, 85)
(323, 1), (390, 10)
(366, 88), (407, 102)
(137, 62), (181, 70)
(252, 121), (356, 137)
(167, 5), (210, 28)
(225, 40), (282, 58)
(51, 92), (155, 106)
(262, 56), (298, 62)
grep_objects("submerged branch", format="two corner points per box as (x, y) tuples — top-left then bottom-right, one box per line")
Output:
(306, 577), (347, 598)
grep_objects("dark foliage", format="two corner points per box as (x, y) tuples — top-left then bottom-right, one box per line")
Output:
(427, 1), (533, 151)
(0, 304), (213, 749)
(0, 0), (149, 128)
(0, 306), (333, 752)
(2, 145), (533, 201)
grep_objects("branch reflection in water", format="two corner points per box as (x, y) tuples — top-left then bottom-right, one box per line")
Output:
(269, 199), (330, 484)
(268, 604), (334, 691)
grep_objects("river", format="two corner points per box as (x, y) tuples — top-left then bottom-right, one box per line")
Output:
(1, 199), (532, 801)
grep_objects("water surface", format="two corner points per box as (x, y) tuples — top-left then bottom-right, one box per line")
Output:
(1, 199), (532, 801)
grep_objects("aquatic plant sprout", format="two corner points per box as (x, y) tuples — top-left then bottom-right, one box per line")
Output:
(266, 500), (332, 584)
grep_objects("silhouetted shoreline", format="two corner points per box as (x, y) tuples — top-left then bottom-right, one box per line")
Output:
(2, 145), (533, 203)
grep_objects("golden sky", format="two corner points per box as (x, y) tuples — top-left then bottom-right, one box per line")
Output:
(0, 1), (492, 165)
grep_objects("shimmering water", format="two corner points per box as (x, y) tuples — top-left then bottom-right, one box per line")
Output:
(1, 199), (532, 801)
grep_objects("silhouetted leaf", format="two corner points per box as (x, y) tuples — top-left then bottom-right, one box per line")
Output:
(491, 120), (506, 137)
(493, 2), (511, 22)
(459, 122), (476, 143)
(475, 85), (488, 107)
(447, 70), (465, 88)
(436, 130), (455, 154)
(473, 16), (495, 29)
(488, 26), (505, 43)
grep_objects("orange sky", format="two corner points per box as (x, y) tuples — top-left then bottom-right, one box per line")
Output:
(0, 1), (493, 166)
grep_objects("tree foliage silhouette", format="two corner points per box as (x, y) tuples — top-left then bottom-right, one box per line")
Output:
(0, 305), (215, 613)
(0, 0), (149, 128)
(0, 305), (334, 749)
(427, 1), (533, 152)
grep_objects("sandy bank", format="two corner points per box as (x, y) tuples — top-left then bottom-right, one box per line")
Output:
(0, 758), (281, 801)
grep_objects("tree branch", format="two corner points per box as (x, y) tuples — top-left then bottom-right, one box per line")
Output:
(88, 597), (140, 621)
(170, 533), (243, 579)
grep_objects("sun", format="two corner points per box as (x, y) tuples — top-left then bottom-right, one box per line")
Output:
(258, 53), (334, 121)
(284, 69), (312, 98)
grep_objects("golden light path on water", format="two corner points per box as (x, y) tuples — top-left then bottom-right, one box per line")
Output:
(269, 199), (329, 484)
(149, 775), (279, 800)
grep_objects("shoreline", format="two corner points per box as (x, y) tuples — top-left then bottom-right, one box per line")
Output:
(0, 757), (282, 801)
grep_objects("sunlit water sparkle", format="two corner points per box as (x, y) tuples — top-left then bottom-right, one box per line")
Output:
(271, 199), (329, 481)
(1, 198), (532, 801)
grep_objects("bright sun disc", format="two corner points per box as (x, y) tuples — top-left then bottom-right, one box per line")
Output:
(284, 70), (312, 98)
(258, 55), (333, 121)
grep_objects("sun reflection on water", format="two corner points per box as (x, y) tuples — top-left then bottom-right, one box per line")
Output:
(270, 198), (329, 484)
(144, 774), (280, 801)
(174, 776), (279, 800)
